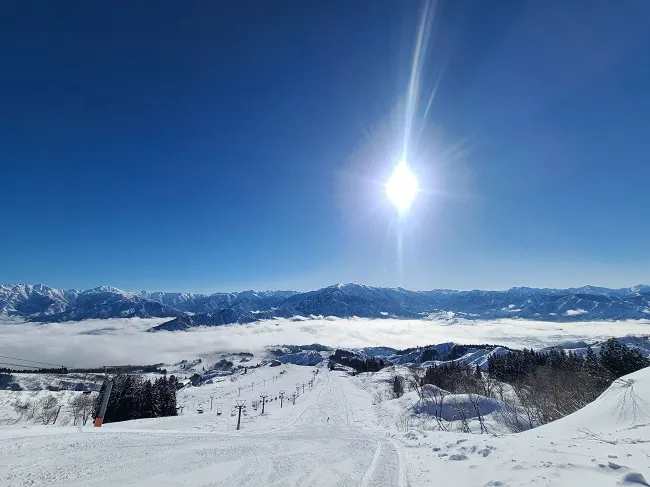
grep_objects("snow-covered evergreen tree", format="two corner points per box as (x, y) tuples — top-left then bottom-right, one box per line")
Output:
(93, 374), (178, 424)
(600, 339), (650, 378)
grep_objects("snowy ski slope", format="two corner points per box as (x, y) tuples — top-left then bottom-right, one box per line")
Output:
(1, 362), (650, 486)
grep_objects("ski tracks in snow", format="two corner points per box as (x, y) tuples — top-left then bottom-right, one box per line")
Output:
(388, 438), (409, 487)
(359, 440), (383, 487)
(329, 372), (406, 487)
(0, 370), (410, 487)
(358, 439), (407, 487)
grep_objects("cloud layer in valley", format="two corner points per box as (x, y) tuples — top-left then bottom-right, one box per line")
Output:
(2, 317), (649, 368)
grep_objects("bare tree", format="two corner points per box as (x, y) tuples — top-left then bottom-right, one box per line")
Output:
(494, 395), (529, 433)
(13, 398), (39, 422)
(577, 428), (618, 445)
(12, 400), (31, 421)
(468, 394), (489, 433)
(491, 377), (506, 401)
(610, 378), (650, 424)
(420, 386), (449, 431)
(27, 399), (39, 421)
(511, 367), (607, 427)
(390, 374), (406, 399)
(372, 389), (385, 404)
(38, 396), (59, 425)
(494, 367), (607, 433)
(70, 394), (95, 426)
(395, 410), (414, 432)
(479, 376), (501, 399)
(408, 367), (425, 397)
(449, 395), (471, 433)
(511, 381), (537, 429)
(70, 396), (83, 425)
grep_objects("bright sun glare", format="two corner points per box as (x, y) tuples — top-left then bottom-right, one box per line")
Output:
(385, 160), (419, 212)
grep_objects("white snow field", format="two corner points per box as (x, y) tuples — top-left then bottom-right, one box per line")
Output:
(1, 362), (650, 487)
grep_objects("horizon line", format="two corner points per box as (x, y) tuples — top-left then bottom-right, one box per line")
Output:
(2, 281), (649, 296)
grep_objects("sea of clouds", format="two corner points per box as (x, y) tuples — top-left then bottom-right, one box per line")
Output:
(2, 317), (649, 368)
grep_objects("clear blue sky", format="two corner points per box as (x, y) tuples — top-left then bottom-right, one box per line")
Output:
(1, 1), (649, 293)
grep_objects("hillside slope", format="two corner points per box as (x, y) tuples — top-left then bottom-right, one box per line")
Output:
(1, 364), (649, 486)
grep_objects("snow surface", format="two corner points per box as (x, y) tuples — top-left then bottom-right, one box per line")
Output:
(1, 362), (650, 486)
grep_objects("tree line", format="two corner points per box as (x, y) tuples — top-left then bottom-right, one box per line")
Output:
(400, 339), (649, 432)
(10, 393), (95, 426)
(93, 374), (179, 423)
(0, 367), (68, 374)
(484, 339), (650, 430)
(0, 373), (22, 390)
(329, 350), (385, 373)
(487, 338), (650, 383)
(70, 365), (168, 374)
(1, 364), (167, 375)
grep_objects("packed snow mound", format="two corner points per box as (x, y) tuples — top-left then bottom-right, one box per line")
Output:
(414, 384), (503, 421)
(384, 384), (503, 422)
(531, 365), (650, 436)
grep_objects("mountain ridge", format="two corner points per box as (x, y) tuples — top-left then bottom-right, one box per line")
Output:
(2, 282), (649, 328)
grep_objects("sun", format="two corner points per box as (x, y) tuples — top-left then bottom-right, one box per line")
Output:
(385, 160), (419, 212)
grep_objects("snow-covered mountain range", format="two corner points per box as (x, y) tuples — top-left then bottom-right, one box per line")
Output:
(264, 335), (650, 370)
(0, 284), (295, 323)
(0, 284), (184, 322)
(1, 282), (649, 328)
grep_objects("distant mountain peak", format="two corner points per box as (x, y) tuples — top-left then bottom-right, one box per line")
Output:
(1, 282), (649, 327)
(329, 282), (374, 291)
(87, 285), (131, 295)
